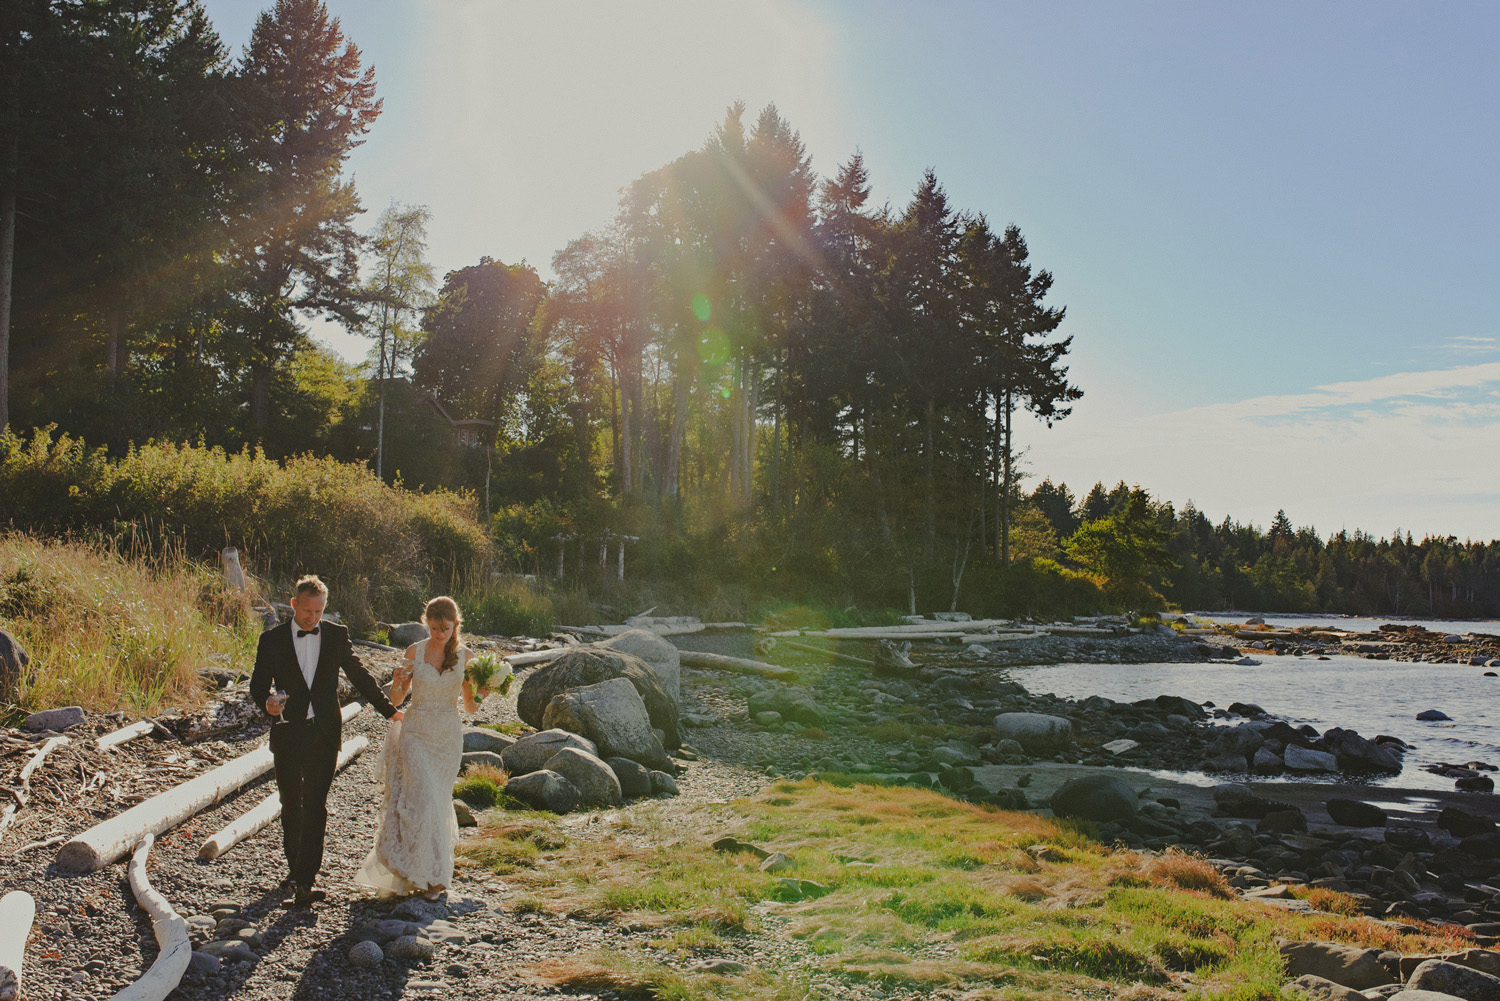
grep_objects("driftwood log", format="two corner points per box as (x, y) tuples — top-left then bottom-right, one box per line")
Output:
(0, 891), (35, 1001)
(781, 639), (876, 667)
(678, 651), (798, 682)
(58, 702), (365, 873)
(108, 834), (190, 1001)
(198, 735), (369, 860)
(97, 720), (156, 752)
(503, 647), (571, 668)
(0, 735), (71, 840)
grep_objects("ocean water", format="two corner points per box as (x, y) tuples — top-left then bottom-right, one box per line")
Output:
(1190, 612), (1500, 635)
(1013, 655), (1499, 792)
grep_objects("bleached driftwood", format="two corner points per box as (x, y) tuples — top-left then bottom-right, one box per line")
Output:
(678, 651), (798, 682)
(0, 891), (36, 1001)
(98, 720), (155, 751)
(806, 619), (1026, 639)
(503, 647), (571, 668)
(781, 640), (876, 667)
(198, 735), (369, 860)
(58, 702), (365, 873)
(108, 834), (190, 1001)
(0, 736), (70, 839)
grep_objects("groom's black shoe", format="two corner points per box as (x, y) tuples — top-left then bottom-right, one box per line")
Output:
(286, 883), (327, 908)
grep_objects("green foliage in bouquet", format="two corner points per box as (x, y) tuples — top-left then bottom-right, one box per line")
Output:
(466, 652), (513, 695)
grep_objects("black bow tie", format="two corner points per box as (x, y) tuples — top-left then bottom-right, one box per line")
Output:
(297, 627), (320, 637)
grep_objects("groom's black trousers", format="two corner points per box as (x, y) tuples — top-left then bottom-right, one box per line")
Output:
(269, 718), (339, 888)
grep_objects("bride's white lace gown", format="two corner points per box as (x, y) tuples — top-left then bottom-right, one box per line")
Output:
(356, 640), (468, 896)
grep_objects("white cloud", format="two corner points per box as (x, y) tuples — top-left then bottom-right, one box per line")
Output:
(1018, 361), (1500, 540)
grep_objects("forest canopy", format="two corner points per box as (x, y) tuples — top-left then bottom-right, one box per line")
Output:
(3, 0), (1497, 620)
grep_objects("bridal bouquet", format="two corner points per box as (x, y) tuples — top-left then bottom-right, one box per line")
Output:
(465, 652), (513, 695)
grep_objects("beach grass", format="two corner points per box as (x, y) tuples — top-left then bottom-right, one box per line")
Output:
(464, 778), (1473, 1001)
(0, 533), (259, 714)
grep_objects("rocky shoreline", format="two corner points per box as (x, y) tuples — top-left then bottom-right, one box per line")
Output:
(3, 619), (1500, 1001)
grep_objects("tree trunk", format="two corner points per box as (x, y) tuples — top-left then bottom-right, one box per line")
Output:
(1000, 386), (1013, 566)
(923, 395), (936, 561)
(0, 171), (12, 433)
(250, 364), (271, 434)
(107, 302), (124, 385)
(744, 358), (758, 506)
(665, 367), (689, 501)
(619, 351), (633, 494)
(772, 349), (782, 511)
(375, 314), (388, 479)
(607, 355), (620, 481)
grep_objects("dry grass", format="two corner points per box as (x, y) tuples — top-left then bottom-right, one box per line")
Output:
(1138, 847), (1235, 899)
(0, 534), (258, 713)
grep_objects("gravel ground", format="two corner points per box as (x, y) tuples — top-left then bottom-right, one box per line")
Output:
(4, 643), (981, 1001)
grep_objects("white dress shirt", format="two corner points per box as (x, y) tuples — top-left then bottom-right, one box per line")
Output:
(293, 625), (322, 720)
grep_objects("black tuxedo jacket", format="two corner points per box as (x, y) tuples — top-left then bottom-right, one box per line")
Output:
(250, 620), (397, 748)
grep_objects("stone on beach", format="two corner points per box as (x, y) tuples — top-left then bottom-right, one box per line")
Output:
(1279, 940), (1396, 990)
(542, 746), (623, 807)
(1417, 709), (1453, 721)
(23, 706), (85, 732)
(519, 647), (681, 747)
(1284, 744), (1339, 772)
(1327, 799), (1387, 827)
(542, 676), (673, 771)
(500, 729), (597, 776)
(596, 629), (681, 704)
(504, 769), (581, 813)
(1406, 959), (1500, 1001)
(462, 727), (515, 754)
(1049, 774), (1138, 822)
(992, 712), (1072, 751)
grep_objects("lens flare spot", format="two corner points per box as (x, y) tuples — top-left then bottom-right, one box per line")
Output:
(720, 387), (731, 399)
(697, 326), (729, 365)
(691, 292), (712, 322)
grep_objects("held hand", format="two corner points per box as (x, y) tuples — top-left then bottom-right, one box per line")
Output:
(392, 709), (404, 722)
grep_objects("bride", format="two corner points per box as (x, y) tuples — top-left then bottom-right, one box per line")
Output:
(356, 595), (486, 898)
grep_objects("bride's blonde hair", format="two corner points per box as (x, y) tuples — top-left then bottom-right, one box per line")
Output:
(423, 596), (462, 672)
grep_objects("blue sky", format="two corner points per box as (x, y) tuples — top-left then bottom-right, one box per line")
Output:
(202, 1), (1500, 541)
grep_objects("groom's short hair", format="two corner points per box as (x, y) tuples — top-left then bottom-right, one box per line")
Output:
(294, 574), (329, 599)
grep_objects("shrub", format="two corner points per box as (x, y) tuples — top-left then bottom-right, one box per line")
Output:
(456, 576), (554, 636)
(0, 428), (494, 628)
(454, 763), (509, 809)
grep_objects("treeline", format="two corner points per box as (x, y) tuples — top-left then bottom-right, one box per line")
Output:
(8, 2), (1495, 620)
(1028, 480), (1500, 618)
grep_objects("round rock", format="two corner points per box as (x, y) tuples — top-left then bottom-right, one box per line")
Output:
(348, 940), (384, 968)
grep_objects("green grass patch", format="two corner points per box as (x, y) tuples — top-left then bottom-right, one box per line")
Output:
(464, 777), (1474, 1000)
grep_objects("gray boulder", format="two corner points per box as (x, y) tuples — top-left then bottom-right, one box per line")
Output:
(1212, 723), (1266, 757)
(1390, 992), (1472, 1001)
(747, 687), (824, 726)
(462, 727), (515, 754)
(1155, 695), (1207, 719)
(518, 648), (680, 747)
(543, 747), (622, 808)
(1289, 974), (1375, 1001)
(596, 629), (681, 704)
(543, 677), (672, 770)
(1279, 940), (1395, 990)
(1417, 709), (1452, 721)
(1327, 799), (1387, 827)
(500, 728), (598, 776)
(1284, 744), (1339, 772)
(189, 950), (223, 975)
(0, 629), (27, 703)
(1407, 960), (1500, 1001)
(1323, 728), (1402, 773)
(1252, 747), (1284, 774)
(607, 756), (652, 798)
(1049, 774), (1138, 822)
(388, 935), (435, 960)
(993, 712), (1072, 751)
(24, 706), (85, 732)
(389, 622), (430, 646)
(453, 800), (476, 827)
(649, 770), (679, 796)
(505, 769), (581, 813)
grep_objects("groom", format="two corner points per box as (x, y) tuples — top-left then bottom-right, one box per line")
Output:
(250, 574), (401, 907)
